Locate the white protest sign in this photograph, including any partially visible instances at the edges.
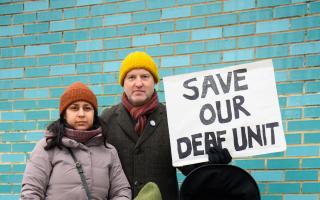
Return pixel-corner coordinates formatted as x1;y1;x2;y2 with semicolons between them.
163;59;286;167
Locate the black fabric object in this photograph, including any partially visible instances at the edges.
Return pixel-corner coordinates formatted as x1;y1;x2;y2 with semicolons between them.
208;147;232;164
180;164;260;200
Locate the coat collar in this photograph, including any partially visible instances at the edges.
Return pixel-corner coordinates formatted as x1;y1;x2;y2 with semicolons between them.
116;104;164;148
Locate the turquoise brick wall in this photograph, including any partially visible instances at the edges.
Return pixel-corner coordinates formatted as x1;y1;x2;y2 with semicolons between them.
0;0;319;199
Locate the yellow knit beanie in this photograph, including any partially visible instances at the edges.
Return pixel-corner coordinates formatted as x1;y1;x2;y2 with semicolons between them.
119;51;159;86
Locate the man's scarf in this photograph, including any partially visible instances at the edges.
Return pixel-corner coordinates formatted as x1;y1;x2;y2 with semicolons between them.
122;91;159;135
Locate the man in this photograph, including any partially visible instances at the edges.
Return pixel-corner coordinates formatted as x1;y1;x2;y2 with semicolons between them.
101;51;231;200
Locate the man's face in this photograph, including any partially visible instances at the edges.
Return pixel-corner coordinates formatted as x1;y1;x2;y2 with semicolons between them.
123;68;155;106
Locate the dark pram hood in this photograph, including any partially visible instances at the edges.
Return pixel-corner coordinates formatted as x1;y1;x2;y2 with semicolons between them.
180;164;260;200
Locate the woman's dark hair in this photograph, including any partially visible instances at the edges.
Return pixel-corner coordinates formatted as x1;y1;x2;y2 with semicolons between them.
44;112;107;150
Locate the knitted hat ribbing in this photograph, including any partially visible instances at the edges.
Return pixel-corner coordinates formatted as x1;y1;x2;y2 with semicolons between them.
119;51;159;86
59;82;98;114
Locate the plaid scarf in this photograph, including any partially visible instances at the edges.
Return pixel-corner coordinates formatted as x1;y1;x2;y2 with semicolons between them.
122;91;159;135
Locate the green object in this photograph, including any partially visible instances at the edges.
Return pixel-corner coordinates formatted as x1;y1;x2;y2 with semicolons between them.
134;182;162;200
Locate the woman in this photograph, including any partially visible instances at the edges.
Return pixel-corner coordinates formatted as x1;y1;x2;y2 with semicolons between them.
21;82;131;200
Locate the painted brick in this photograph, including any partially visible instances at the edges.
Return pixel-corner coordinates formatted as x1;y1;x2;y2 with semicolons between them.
0;174;23;183
290;69;320;81
64;7;89;19
271;31;304;45
176;17;205;30
1;47;24;58
0;15;11;25
50;43;76;54
288;94;320;106
191;2;222;16
26;110;50;120
50;0;76;9
269;183;300;193
310;1;320;14
132;10;160;23
285;133;301;144
133;34;160;46
2;112;24;121
251;171;284;181
38;33;62;44
12;35;36;46
239;9;272;22
304;133;320;144
77;63;102;74
304;107;320;118
0;38;11;47
103;61;121;72
0;165;11;173
162;55;190;67
275;4;307;18
37;10;62;21
13;100;36;110
208;13;237;26
302;182;320;193
1;154;25;163
191;28;222;40
38;55;62;66
0;144;10;152
277;83;303;95
64;30;89;41
12;164;26;173
0;69;23;79
50;65;76;76
281;108;301;119
76;40;102;51
0;4;23;15
256;46;289;58
63;53;88;64
1;133;24;142
117;0;145;13
162;32;190;43
273;57;304;70
302;157;320;169
0;101;12;111
207;38;236;51
24;23;49;34
146;45;174;56
51;20;75;31
90;51;117;62
0;25;23;36
104;38;131;49
224;0;255;11
76;17;103;28
291;42;320;55
25;132;44;141
91;4;117;16
276;71;289;81
286;170;318;181
223;24;255;37
146;21;174;34
24;89;49;99
257;0;290;7
162;7;190;19
292;16;320;30
267;159;299;169
223;49;254;62
26;45;50;56
146;0;175;9
238;35;269;48
257;19;289;33
286;146;319;156
176;42;205;54
118;48;144;59
233;159;265;169
90;27;116;39
307;29;320;41
118;24;145;36
191;53;221;65
12;143;35;152
13;13;36;24
103;84;122;95
307;55;320;67
24;0;48;11
177;0;209;5
77;0;101;6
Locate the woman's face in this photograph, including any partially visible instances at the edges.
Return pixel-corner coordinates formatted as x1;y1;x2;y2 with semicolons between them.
64;101;94;131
